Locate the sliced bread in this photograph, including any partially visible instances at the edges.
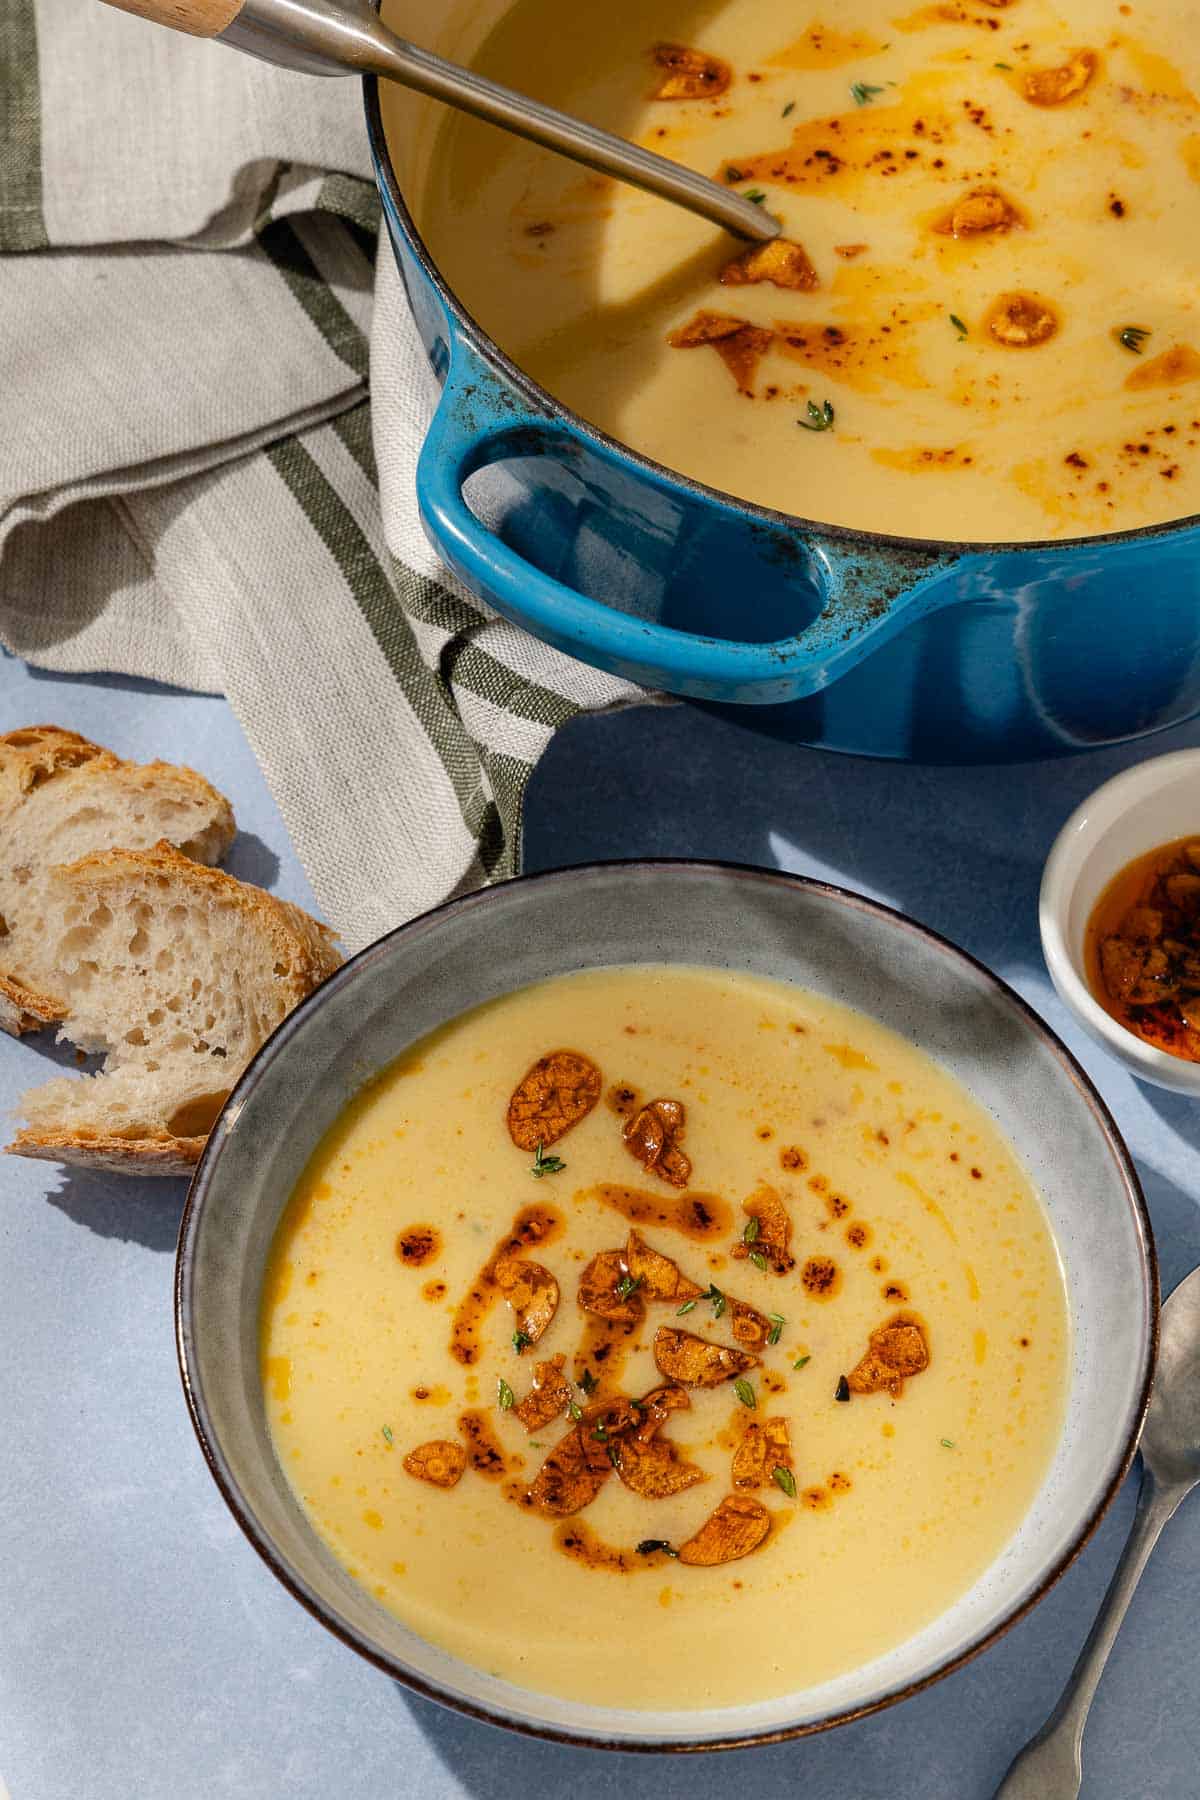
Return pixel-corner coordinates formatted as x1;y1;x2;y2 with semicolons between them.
8;843;341;1176
0;726;235;1036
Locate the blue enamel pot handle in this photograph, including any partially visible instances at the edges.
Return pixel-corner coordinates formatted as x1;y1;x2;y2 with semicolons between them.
417;338;968;705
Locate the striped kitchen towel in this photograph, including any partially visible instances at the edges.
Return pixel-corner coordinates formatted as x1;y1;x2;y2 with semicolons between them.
0;0;643;951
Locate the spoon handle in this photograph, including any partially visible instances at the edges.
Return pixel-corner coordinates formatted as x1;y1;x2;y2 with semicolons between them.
101;0;242;30
993;1467;1182;1799
98;0;779;243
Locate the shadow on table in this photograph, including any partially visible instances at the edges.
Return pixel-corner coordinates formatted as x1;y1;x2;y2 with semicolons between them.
523;703;1200;984
1140;1081;1200;1159
1135;1159;1200;1296
17;662;208;701
38;1162;187;1252
223;829;281;891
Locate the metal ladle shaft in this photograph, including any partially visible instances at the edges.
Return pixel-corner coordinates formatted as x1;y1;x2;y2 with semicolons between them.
100;0;781;244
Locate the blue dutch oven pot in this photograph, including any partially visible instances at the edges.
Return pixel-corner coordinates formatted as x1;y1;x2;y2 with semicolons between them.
364;78;1200;761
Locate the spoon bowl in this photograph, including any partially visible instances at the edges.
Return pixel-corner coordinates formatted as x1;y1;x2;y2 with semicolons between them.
1142;1267;1200;1486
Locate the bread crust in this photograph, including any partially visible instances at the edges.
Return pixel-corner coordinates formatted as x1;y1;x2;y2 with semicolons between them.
0;726;237;1035
58;842;342;998
6;842;342;1176
0;972;69;1035
6;1129;206;1176
0;724;118;789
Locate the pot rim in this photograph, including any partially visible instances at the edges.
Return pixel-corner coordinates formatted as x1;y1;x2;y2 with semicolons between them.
362;63;1200;560
176;857;1157;1753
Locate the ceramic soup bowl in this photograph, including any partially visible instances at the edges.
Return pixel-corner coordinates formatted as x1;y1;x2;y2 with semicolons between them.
177;862;1155;1750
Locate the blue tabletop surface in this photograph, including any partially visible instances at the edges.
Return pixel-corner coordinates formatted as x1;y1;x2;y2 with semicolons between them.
2;654;1199;1800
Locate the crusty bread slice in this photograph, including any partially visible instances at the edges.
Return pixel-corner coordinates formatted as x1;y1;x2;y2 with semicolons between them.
0;726;235;1036
7;844;341;1176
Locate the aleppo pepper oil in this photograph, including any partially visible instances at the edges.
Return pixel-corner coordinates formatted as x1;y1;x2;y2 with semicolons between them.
1085;835;1200;1062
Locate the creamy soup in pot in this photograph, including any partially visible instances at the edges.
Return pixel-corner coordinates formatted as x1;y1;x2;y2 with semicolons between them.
261;965;1069;1709
400;0;1200;542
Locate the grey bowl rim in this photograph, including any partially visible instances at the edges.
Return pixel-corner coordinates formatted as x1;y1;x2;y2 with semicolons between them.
175;858;1158;1753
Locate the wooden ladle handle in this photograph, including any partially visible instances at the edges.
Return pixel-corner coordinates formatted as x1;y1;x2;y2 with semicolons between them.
98;0;245;37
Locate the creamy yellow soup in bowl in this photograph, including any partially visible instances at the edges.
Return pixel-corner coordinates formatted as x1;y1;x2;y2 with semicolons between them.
177;864;1154;1748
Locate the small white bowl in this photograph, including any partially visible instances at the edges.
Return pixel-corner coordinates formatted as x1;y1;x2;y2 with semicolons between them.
1041;748;1200;1095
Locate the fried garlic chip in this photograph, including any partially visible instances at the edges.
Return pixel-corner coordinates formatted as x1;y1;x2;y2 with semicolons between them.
984;292;1059;348
613;1435;706;1499
677;1494;772;1565
1021;48;1098;106
729;1299;772;1353
731;1183;795;1274
579;1248;644;1322
402;1440;467;1489
515;1354;572;1431
847;1314;931;1398
632;1382;691;1442
622;1229;704;1303
653;1325;759;1387
934;187;1026;238
507;1049;601;1151
622;1097;692;1188
651;41;732;100
731;1417;792;1489
526;1424;611;1516
720;238;818;292
494;1256;559;1344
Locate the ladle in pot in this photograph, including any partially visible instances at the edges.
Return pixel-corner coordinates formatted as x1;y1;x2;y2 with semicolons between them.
99;0;781;244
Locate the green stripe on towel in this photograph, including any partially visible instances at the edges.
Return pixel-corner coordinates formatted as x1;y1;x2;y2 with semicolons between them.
0;0;48;251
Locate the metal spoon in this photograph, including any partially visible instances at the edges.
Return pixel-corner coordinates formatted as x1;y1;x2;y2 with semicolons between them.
995;1263;1200;1799
100;0;780;243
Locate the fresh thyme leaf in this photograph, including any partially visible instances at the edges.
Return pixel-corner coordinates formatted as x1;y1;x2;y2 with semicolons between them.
381;1424;394;1445
528;1440;545;1448
531;1139;566;1178
579;1368;599;1396
744;188;767;204
512;1330;532;1355
1118;324;1150;353
798;399;836;433
793;1354;811;1370
636;1538;679;1557
606;1441;621;1468
706;1283;727;1319
743;1217;761;1245
773;1465;798;1498
782;100;795;116
767;1313;785;1347
834;1374;851;1402
850;80;886;105
750;1250;769;1273
592;1421;609;1441
734;1377;757;1409
994;60;1013;69
676;1298;698;1315
568;1399;583;1422
615;1272;643;1302
941;1437;957;1449
497;1377;515;1411
949;313;968;339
